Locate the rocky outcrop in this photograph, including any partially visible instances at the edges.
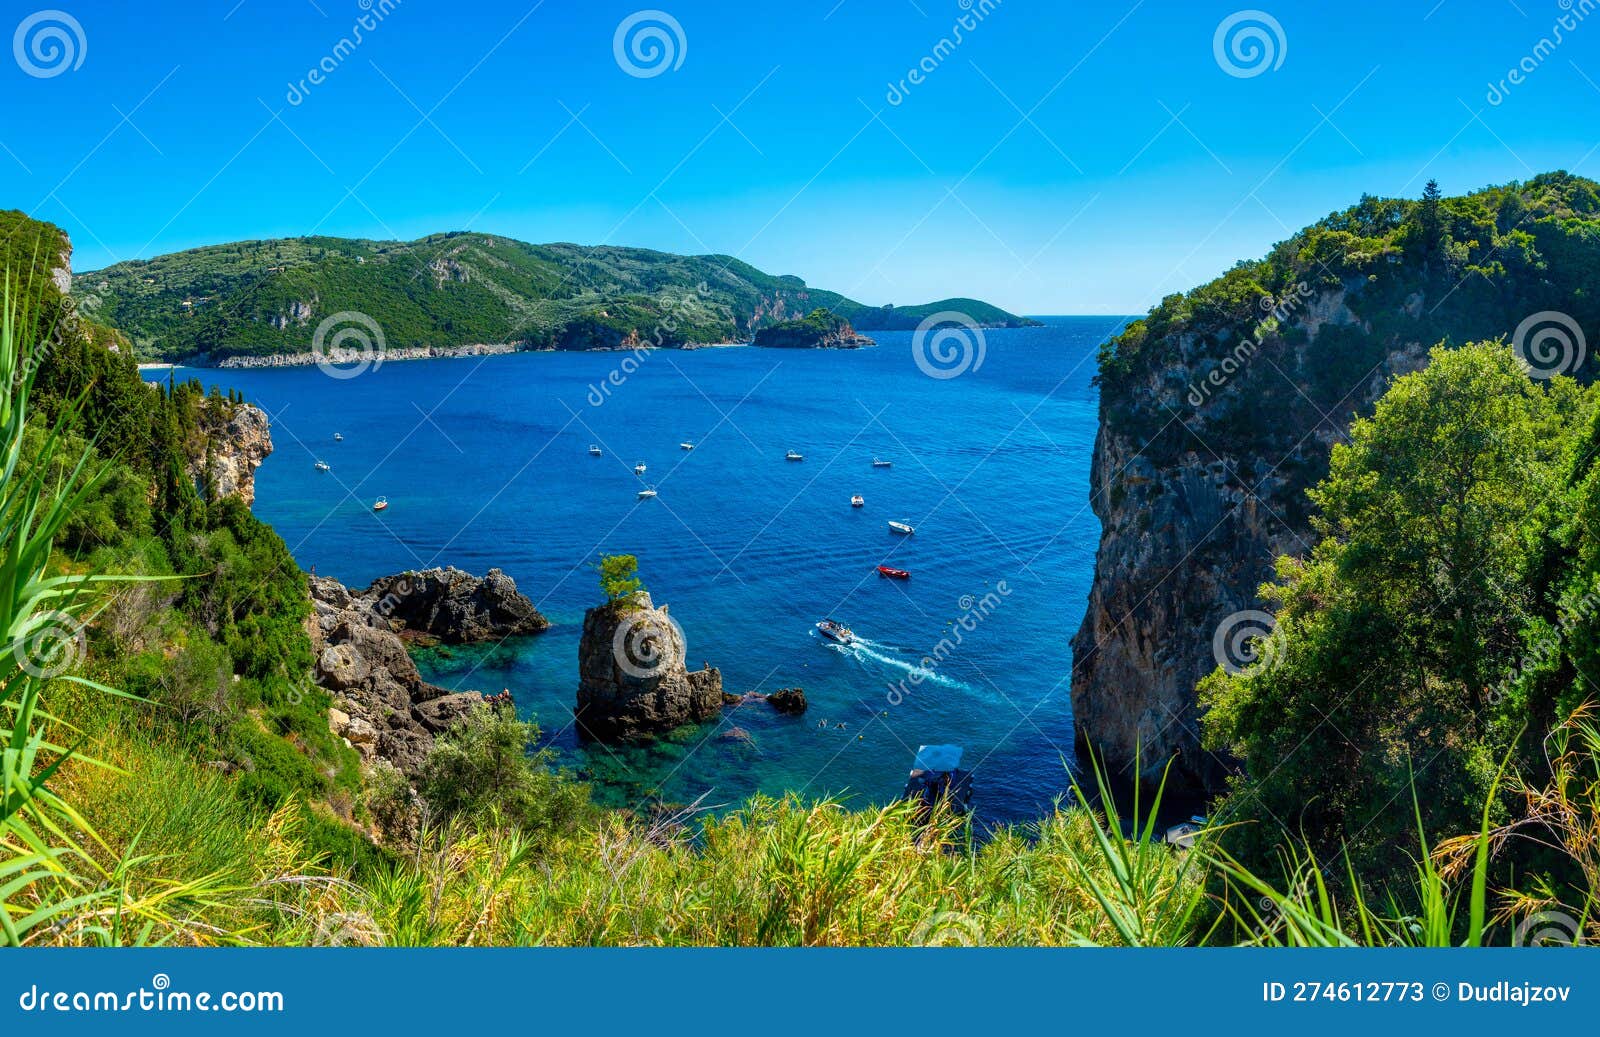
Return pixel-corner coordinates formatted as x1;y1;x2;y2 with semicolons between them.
358;567;549;644
766;687;807;714
752;310;875;349
190;400;271;507
575;593;722;740
309;576;480;774
1072;281;1430;790
307;566;545;773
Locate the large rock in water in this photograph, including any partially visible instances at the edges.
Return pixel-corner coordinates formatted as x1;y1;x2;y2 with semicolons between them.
306;567;546;774
575;593;722;740
359;567;549;643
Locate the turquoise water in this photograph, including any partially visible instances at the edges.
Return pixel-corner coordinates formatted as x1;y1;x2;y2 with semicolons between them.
151;317;1122;825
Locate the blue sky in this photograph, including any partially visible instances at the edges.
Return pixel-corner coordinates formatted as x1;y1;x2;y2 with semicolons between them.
3;0;1596;313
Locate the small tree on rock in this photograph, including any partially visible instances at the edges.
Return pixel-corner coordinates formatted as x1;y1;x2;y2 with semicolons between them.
598;553;643;605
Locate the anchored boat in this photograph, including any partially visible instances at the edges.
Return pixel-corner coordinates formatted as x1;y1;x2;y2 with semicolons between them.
851;495;865;508
888;520;915;535
872;458;892;468
372;496;388;512
876;565;910;579
785;450;804;462
589;444;602;456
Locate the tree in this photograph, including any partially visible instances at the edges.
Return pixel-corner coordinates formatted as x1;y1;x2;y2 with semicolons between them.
1419;178;1443;261
597;553;643;604
1201;342;1582;881
418;704;589;839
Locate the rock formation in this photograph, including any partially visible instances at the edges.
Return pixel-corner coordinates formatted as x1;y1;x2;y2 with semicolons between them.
1071;283;1431;790
189;399;271;507
765;687;807;714
752;309;875;349
308;567;547;773
575;593;722;740
359;567;549;643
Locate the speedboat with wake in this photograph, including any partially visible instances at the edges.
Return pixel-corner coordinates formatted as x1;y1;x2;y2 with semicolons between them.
816;619;854;645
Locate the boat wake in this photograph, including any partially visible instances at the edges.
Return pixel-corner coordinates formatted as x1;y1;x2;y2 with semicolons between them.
820;634;973;691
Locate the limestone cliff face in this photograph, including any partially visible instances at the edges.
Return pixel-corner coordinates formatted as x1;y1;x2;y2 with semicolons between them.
1071;280;1431;788
575;593;722;740
189;400;271;507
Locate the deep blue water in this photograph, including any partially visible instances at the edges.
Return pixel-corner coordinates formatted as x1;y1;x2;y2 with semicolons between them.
148;317;1123;826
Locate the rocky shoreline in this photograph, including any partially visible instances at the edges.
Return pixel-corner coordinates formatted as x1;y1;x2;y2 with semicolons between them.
308;567;548;774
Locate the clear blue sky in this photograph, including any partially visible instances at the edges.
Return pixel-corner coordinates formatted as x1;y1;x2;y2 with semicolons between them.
3;0;1595;313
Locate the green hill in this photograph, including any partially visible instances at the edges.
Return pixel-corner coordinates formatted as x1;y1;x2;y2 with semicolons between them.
74;232;1037;362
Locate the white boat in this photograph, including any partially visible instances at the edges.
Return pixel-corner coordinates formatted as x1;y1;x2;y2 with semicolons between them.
589;445;602;456
888;520;915;535
634;463;647;475
851;495;864;508
680;442;695;451
314;460;331;472
637;486;658;499
816;619;854;644
785;450;804;462
872;458;892;468
333;433;344;442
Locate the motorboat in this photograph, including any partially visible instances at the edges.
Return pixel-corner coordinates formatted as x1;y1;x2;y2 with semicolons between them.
634;463;647;475
785;450;804;462
851;495;864;508
333;433;344;442
876;565;910;579
888;521;914;535
314;460;331;472
680;442;695;451
589;445;602;456
372;496;388;512
872;458;892;468
816;619;854;644
637;486;658;499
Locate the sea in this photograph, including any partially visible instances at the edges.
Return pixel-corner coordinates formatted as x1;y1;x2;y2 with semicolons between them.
146;316;1125;827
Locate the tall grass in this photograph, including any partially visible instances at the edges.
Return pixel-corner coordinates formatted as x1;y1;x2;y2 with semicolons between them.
0;266;235;945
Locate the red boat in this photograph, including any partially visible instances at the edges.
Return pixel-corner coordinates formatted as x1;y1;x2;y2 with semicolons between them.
876;565;910;579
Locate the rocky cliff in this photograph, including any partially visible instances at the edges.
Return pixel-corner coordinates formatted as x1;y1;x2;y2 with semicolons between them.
309;567;548;773
575;593;722;740
1071;284;1429;788
1071;173;1600;790
189;399;272;507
